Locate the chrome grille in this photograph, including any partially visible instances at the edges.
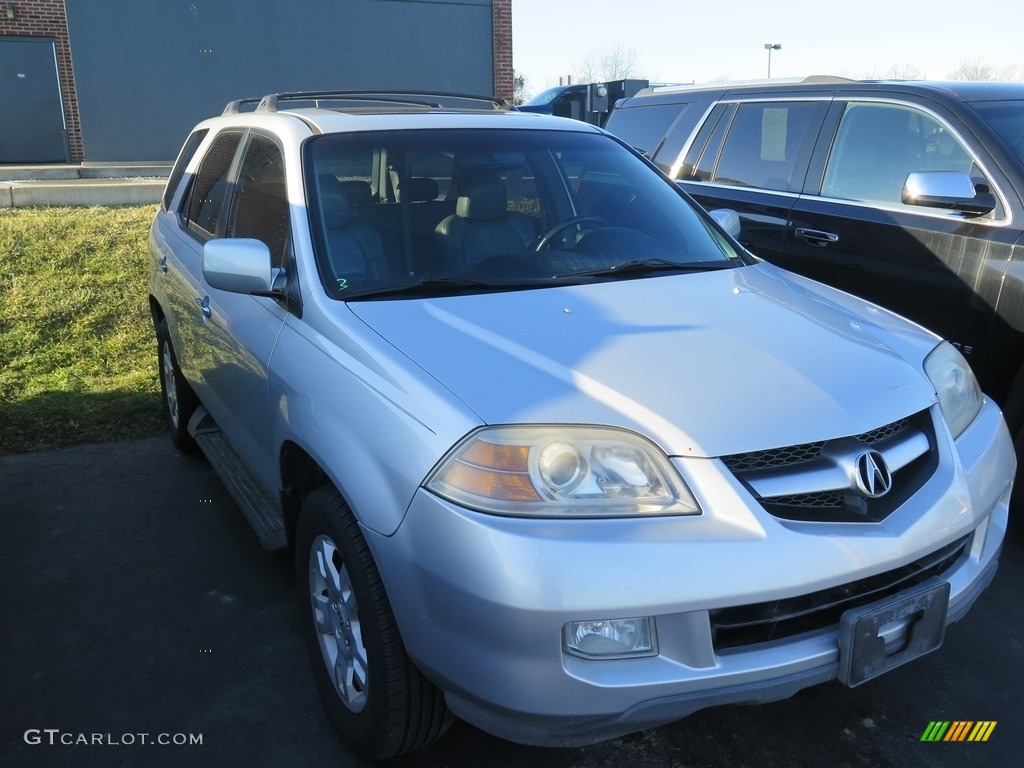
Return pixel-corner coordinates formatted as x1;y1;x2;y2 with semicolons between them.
721;441;826;473
858;418;909;445
721;410;936;523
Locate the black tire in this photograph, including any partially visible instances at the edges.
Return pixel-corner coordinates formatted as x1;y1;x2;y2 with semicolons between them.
1010;424;1024;535
156;319;198;452
295;486;451;759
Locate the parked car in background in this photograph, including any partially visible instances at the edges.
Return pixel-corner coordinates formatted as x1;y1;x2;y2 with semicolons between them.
606;78;1024;494
520;79;649;126
148;90;1012;759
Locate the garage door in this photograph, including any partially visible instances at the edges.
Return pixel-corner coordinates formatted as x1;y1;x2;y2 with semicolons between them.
0;38;69;163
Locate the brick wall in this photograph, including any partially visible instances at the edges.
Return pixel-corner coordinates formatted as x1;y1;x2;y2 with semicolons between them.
492;0;513;101
0;0;82;162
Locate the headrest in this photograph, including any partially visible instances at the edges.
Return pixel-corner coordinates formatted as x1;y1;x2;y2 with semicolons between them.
456;176;507;222
317;185;350;230
398;177;439;203
338;179;372;206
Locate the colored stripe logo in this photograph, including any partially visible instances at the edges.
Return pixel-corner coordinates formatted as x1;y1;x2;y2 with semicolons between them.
921;721;996;742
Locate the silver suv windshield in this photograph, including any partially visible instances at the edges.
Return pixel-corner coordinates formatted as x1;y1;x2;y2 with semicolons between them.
305;128;743;300
972;100;1024;168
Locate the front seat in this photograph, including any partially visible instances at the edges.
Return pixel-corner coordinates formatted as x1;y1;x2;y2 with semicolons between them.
435;175;536;272
319;186;389;288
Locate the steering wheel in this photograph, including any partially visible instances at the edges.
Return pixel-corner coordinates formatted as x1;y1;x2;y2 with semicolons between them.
533;215;607;251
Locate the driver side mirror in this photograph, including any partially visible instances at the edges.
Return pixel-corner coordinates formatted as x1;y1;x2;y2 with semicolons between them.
709;208;742;239
901;171;996;216
202;238;287;295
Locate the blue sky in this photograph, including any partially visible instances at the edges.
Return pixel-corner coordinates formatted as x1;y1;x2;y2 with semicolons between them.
512;0;1024;96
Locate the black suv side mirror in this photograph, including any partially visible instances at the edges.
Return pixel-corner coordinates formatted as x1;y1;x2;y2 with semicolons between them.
901;171;996;216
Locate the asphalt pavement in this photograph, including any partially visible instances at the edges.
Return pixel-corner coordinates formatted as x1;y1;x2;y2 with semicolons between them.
1;437;1019;768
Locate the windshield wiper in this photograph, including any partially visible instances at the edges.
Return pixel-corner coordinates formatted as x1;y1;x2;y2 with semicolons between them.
343;276;560;300
554;258;734;280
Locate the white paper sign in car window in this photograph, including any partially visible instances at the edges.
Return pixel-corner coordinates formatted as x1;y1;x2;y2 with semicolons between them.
761;108;789;162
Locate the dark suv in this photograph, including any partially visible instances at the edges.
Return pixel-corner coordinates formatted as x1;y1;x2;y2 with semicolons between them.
606;77;1024;475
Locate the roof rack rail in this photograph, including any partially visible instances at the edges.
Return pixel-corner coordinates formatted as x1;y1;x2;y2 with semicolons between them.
222;97;264;115
222;90;514;116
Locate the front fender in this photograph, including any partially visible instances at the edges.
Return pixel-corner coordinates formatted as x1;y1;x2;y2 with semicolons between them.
268;306;480;535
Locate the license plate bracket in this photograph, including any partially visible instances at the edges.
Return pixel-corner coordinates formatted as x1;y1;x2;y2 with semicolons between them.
838;578;950;687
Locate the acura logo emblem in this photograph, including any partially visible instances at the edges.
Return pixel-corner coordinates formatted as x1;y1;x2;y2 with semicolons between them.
854;450;892;498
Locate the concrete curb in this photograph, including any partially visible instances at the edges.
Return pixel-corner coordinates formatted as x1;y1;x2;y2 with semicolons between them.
0;164;171;182
0;179;165;208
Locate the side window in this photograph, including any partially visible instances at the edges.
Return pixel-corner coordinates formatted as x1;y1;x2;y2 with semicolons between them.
162;128;208;211
711;102;819;191
605;104;689;163
184;131;242;239
685;104;732;181
821;102;976;205
226;133;290;268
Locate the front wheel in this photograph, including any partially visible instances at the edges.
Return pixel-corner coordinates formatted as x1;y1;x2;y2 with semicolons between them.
295;486;451;759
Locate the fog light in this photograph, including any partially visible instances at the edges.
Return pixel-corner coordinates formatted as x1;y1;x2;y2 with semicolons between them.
563;617;656;659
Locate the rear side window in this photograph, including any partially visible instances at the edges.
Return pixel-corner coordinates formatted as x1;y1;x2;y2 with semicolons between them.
162;129;208;211
712;102;819;191
226;133;289;268
184;131;243;239
822;102;977;205
605;103;689;161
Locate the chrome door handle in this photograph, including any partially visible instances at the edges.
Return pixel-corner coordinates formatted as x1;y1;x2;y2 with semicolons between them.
795;228;839;247
196;295;211;319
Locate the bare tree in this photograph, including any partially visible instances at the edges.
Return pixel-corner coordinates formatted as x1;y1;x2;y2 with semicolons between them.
837;63;922;80
600;43;640;80
574;43;643;83
886;63;924;80
949;58;998;81
573;50;600;85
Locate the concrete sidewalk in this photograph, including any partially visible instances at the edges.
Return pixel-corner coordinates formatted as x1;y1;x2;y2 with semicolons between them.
0;163;171;208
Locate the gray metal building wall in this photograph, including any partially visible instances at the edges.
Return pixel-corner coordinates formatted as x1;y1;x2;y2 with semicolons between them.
65;0;494;161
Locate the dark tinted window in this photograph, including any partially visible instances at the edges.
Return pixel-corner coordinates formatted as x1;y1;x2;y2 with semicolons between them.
689;106;731;181
163;129;207;211
226;133;289;268
605;103;689;160
185;131;242;239
971;100;1024;168
712;102;818;191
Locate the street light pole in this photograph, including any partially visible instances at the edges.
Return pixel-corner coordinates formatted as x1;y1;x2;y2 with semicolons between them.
764;43;782;78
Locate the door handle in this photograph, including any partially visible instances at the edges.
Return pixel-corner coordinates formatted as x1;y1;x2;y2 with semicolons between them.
196;295;211;319
158;255;168;274
795;228;840;247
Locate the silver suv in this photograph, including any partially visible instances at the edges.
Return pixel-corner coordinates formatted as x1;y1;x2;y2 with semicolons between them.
148;90;1013;759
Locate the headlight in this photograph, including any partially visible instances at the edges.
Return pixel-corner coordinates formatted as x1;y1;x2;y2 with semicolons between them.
425;425;700;518
924;342;983;439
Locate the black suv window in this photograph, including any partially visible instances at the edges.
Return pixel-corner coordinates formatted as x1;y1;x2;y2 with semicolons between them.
822;102;976;205
184;131;243;239
712;102;818;191
226;133;290;268
185;131;242;240
606;104;691;160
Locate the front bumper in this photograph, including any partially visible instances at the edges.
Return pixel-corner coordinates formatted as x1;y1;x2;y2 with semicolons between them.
371;401;1012;747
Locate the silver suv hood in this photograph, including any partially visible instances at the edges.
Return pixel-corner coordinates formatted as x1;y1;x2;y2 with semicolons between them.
349;264;940;458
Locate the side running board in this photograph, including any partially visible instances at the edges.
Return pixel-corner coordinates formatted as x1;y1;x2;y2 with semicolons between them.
188;407;287;551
